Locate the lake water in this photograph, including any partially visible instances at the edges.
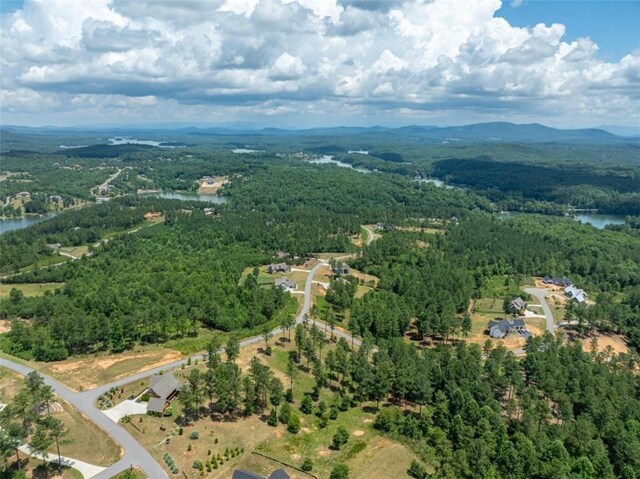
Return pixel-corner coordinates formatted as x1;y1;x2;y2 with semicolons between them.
108;138;183;148
308;155;370;173
496;211;626;229
232;148;264;154
574;214;626;229
0;212;59;234
147;192;228;204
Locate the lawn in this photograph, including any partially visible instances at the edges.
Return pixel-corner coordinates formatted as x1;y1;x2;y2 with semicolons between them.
122;338;420;479
481;275;534;298
58;245;89;259
0;367;121;467
0;282;64;299
110;468;147;479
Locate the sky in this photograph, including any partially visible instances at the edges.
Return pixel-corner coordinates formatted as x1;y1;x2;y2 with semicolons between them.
0;0;638;129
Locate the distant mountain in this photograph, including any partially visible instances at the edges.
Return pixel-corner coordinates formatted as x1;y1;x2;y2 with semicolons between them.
2;122;633;144
599;125;640;137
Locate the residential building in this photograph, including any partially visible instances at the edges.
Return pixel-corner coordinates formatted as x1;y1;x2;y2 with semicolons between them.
565;285;587;303
267;263;290;274
487;318;526;339
147;372;183;415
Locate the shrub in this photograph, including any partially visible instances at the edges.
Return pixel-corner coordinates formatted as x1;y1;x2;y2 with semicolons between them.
192;460;202;469
285;388;294;403
279;403;292;424
178;427;184;436
329;405;339;420
302;458;314;472
190;431;199;440
408;459;428;479
287;414;300;434
163;407;173;417
332;426;349;450
140;392;150;401
300;395;313;414
330;463;350;479
268;408;278;426
187;444;192;452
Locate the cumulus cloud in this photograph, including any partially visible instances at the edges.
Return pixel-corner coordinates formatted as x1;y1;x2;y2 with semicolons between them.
0;0;638;126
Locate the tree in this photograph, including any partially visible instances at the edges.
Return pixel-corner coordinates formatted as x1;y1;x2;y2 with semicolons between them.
262;325;273;351
9;288;23;305
225;338;240;363
332;425;349;450
330;463;350;479
40;416;66;471
287;413;300;433
300;395;313;414
267;408;278;427
286;355;297;393
408;459;429;479
269;377;284;407
30;420;55;479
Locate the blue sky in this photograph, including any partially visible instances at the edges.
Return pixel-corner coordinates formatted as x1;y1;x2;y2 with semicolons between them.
1;0;638;128
497;0;640;61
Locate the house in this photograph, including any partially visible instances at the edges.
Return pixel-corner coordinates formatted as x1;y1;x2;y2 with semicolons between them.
267;263;290;274
46;243;62;251
508;297;527;314
275;251;290;259
16;191;30;199
543;276;573;287
565;286;587;303
147;372;183;415
374;223;385;230
487;318;526;339
232;469;290;479
274;278;296;291
332;262;350;275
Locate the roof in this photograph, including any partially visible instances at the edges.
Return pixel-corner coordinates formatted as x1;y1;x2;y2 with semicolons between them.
147;397;167;414
509;297;526;310
488;319;512;334
512;318;525;328
232;471;265;479
268;263;289;271
275;278;296;289
149;372;183;400
269;470;291;479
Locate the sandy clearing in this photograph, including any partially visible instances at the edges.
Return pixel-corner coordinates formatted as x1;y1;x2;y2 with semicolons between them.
581;333;629;355
352;430;365;437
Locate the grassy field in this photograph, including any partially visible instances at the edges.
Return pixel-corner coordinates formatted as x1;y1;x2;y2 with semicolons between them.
0;282;64;299
122;339;420;479
481;275;534;298
58;245;90;259
0;367;121;467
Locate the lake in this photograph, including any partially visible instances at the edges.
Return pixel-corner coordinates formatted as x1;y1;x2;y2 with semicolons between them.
0;212;59;234
308;155;370;173
574;214;626;229
496;211;626;229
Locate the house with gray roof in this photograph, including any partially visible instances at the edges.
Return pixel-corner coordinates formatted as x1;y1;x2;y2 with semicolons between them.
274;277;296;291
508;297;527;314
332;262;350;275
487;318;526;339
147;372;183;415
267;263;290;274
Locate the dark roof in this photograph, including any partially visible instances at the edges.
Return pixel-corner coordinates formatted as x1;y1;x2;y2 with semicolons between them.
269;470;291;479
512;318;525;328
488;319;511;334
149;372;183;400
147;397;167;414
233;471;265;479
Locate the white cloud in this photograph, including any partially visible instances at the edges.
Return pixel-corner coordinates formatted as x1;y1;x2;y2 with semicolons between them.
0;0;638;126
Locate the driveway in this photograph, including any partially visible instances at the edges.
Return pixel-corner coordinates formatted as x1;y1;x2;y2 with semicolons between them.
103;399;148;423
18;445;106;479
524;287;555;335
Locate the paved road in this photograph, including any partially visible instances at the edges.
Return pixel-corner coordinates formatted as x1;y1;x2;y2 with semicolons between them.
362;225;375;246
524;287;555;336
0;357;169;479
0;258;365;478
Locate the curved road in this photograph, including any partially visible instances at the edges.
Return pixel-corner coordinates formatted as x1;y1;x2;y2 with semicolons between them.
0;259;346;479
524;287;556;336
